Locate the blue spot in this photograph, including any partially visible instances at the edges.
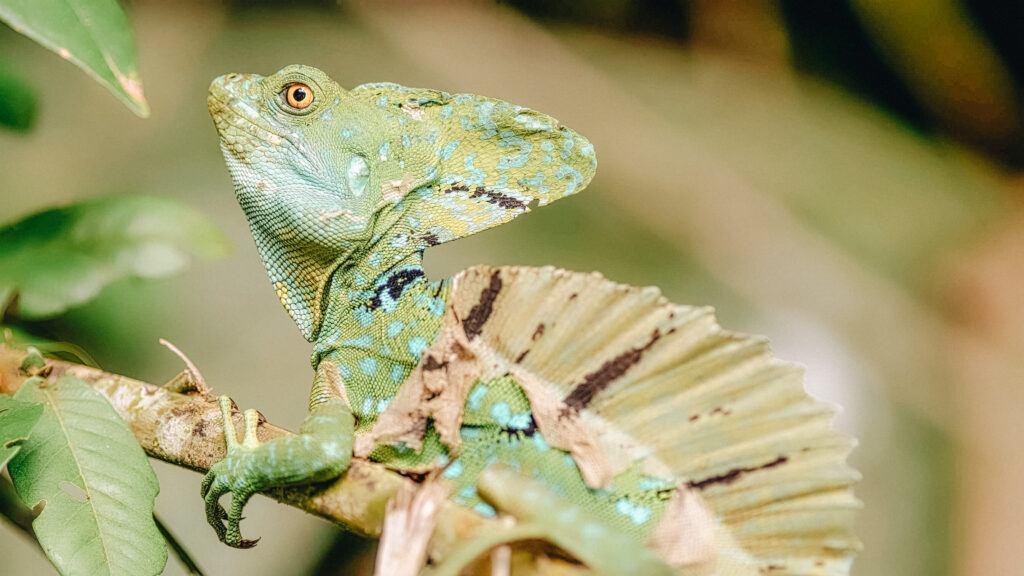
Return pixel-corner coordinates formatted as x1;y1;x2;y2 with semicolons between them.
376;397;391;412
401;133;411;147
509;411;533;430
427;297;445;317
441;104;454;119
531;432;550;452
390;364;406;383
496;130;532;170
638;477;674;492
461;427;481;440
378;141;390;161
555;164;583;196
338;364;352;379
521;171;549;194
442;460;464;479
514;113;552;131
458;486;475;499
615;498;652;526
468;384;488;410
341;128;354;139
424;165;439;181
473;502;497;518
541;140;554;152
490;402;511;427
376;95;388;107
353;307;374;328
368;252;382;267
362;397;375;415
463;154;486;185
407;337;428;358
438;140;460;160
359;357;378;377
386;321;405;338
561;131;575;159
342;334;374;349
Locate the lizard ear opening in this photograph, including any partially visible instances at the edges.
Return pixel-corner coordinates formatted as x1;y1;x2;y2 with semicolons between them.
349;83;597;248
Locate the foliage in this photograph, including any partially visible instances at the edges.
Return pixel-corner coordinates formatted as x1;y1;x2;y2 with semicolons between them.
0;0;148;116
0;3;218;576
0;195;229;320
0;394;42;468
0;61;35;131
8;375;166;576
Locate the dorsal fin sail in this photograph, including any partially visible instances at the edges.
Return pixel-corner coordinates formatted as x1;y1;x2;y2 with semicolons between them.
368;265;860;574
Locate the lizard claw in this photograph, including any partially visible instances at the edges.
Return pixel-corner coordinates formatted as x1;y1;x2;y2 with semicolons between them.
200;396;264;548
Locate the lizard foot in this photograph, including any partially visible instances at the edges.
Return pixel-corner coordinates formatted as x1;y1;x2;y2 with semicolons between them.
201;395;263;548
200;395;355;548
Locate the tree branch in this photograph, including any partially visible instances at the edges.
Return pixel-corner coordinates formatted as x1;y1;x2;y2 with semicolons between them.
0;344;503;568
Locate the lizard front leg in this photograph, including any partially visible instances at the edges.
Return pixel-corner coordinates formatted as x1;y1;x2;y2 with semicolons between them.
201;376;353;548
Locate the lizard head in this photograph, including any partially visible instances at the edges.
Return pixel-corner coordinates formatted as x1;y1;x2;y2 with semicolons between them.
209;64;597;340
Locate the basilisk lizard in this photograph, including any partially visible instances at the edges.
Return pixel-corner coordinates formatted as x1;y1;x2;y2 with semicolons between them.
205;65;860;575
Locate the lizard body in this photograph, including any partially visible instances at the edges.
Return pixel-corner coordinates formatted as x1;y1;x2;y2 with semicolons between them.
206;65;859;575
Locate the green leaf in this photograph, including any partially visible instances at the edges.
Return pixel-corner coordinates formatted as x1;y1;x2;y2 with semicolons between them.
0;195;230;320
0;0;149;117
8;376;167;576
0;60;37;131
0;394;44;468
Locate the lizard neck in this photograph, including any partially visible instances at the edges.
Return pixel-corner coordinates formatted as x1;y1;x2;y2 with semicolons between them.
312;239;450;427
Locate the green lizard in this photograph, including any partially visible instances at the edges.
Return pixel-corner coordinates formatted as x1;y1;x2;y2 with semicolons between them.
206;64;860;574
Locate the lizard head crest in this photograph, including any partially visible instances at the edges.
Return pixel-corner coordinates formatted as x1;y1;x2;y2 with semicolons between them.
209;65;597;340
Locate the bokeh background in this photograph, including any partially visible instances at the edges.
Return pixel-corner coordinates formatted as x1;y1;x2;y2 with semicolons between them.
3;1;1023;574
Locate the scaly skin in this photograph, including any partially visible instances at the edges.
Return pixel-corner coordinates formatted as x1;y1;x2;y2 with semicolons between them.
206;65;676;574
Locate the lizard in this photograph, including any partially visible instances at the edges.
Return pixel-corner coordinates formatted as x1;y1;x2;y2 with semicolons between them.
205;64;860;575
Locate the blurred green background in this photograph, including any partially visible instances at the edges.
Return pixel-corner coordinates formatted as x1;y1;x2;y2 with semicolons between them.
3;1;1023;574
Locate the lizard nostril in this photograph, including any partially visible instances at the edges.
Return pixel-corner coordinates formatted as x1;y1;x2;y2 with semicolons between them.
226;73;240;81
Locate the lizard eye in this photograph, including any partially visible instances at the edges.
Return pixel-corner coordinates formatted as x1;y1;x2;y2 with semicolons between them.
283;82;314;110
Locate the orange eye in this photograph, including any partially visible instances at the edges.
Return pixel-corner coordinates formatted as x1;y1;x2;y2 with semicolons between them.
284;82;314;110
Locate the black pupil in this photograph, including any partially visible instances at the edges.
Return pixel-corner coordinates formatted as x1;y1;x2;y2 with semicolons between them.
292;87;307;102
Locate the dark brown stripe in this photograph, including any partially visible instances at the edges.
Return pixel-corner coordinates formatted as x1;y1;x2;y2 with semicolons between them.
469;187;528;211
686;455;789;490
462;270;502;340
563;330;661;411
422;355;446;371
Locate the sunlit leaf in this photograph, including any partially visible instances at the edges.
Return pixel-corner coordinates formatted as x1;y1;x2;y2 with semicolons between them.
0;394;43;469
0;0;149;117
0;195;230;320
8;376;166;576
0;61;36;131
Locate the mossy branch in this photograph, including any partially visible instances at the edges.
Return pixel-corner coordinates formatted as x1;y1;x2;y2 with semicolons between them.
0;345;573;574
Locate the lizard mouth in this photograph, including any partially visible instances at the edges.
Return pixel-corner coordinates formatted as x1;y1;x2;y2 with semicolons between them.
207;92;287;159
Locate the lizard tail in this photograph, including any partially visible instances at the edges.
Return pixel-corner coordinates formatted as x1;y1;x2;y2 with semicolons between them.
445;265;861;575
